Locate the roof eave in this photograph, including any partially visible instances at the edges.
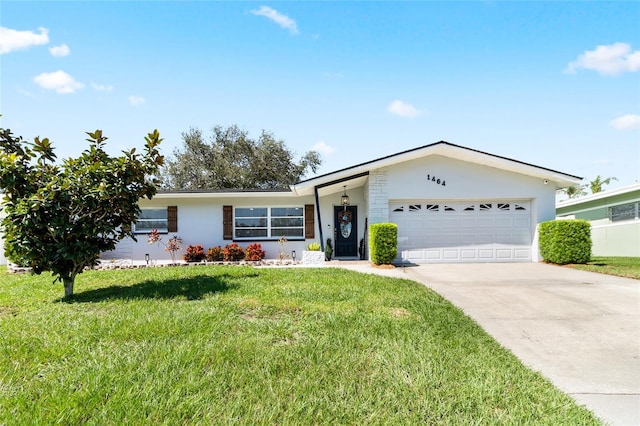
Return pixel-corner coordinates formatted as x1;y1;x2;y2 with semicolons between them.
294;141;582;193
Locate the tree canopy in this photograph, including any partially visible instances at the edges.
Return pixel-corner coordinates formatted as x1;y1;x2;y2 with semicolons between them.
588;175;617;194
160;125;321;190
0;127;163;297
560;175;618;199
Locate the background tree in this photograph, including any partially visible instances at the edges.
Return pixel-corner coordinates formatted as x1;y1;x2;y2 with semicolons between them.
561;184;588;199
0;128;163;297
589;175;617;194
161;125;321;190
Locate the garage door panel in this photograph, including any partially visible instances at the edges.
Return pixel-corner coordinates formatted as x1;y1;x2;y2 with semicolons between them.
391;199;532;263
496;233;512;244
478;218;494;228
478;249;496;259
461;250;477;259
496;218;512;227
443;250;460;260
496;249;514;259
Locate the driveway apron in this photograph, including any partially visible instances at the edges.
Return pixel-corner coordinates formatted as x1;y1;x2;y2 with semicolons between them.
339;262;640;426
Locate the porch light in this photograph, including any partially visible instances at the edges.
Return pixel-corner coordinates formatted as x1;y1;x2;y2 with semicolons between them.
341;185;350;210
145;253;150;266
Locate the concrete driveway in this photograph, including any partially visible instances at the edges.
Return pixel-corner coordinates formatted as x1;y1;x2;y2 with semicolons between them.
338;262;640;426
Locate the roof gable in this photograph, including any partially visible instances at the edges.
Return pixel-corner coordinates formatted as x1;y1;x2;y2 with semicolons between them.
292;141;582;195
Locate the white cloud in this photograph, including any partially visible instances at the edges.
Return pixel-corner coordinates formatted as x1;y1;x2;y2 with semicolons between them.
610;114;640;130
312;141;335;156
387;100;425;118
49;43;70;57
33;70;84;94
129;95;145;106
92;82;113;92
250;6;299;35
565;42;640;76
0;26;49;54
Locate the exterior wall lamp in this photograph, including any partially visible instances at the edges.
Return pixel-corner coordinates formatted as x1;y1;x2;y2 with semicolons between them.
341;185;350;210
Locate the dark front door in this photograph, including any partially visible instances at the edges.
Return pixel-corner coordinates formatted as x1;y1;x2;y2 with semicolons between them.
334;206;358;257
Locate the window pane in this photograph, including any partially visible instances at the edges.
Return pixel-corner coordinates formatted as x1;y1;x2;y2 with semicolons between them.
139;209;167;220
271;217;303;227
138;220;169;229
611;204;635;222
272;207;303;217
273;228;304;237
135;209;168;233
235;208;267;218
234;207;304;240
236;229;268;238
235;218;267;228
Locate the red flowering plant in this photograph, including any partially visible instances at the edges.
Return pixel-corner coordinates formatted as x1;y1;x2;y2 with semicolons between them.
183;244;205;262
223;243;245;262
147;229;183;264
245;243;266;261
206;246;224;262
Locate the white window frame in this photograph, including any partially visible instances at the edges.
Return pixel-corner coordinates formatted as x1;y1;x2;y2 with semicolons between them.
134;208;168;233
234;206;304;240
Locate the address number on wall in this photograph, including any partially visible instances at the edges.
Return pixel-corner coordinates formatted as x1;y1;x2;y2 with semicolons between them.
427;174;446;186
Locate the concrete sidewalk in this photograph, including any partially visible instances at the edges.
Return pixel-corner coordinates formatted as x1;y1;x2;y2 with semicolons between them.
336;262;640;426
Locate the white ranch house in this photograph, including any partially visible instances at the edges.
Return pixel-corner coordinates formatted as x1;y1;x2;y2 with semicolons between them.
102;141;581;264
1;141;581;265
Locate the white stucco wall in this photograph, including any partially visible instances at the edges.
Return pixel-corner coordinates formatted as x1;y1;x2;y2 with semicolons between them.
370;155;558;262
105;194;323;262
591;221;640;257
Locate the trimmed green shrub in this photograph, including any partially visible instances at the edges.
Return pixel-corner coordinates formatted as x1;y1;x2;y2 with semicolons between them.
206;246;224;262
325;238;333;261
539;219;591;265
369;223;398;265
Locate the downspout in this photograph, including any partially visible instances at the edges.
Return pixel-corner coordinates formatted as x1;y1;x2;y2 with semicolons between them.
314;186;324;252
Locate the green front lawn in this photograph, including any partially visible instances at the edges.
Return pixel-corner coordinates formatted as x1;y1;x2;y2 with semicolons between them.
568;257;640;279
0;266;598;424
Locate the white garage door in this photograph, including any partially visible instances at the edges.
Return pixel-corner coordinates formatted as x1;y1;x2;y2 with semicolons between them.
390;200;532;263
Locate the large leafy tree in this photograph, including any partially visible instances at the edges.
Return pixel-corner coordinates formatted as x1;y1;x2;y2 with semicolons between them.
161;125;321;190
0;127;163;297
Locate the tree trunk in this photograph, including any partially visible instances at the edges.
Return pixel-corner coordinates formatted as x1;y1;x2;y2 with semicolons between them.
63;277;75;298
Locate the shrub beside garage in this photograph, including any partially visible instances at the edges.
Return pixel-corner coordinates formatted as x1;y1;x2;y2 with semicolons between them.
539;219;591;265
369;223;398;265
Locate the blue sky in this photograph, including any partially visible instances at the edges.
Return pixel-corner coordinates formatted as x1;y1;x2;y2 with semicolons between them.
2;1;639;194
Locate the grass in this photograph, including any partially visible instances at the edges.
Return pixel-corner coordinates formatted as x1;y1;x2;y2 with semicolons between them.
0;265;599;425
568;256;640;279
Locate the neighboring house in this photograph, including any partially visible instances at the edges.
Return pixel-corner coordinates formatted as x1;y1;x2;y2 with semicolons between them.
102;141;580;264
556;183;640;257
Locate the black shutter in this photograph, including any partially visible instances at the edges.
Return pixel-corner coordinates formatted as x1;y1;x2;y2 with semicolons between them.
223;205;233;240
167;206;178;232
305;204;314;239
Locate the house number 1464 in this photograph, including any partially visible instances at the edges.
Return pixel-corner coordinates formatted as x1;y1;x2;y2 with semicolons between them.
427;174;446;186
